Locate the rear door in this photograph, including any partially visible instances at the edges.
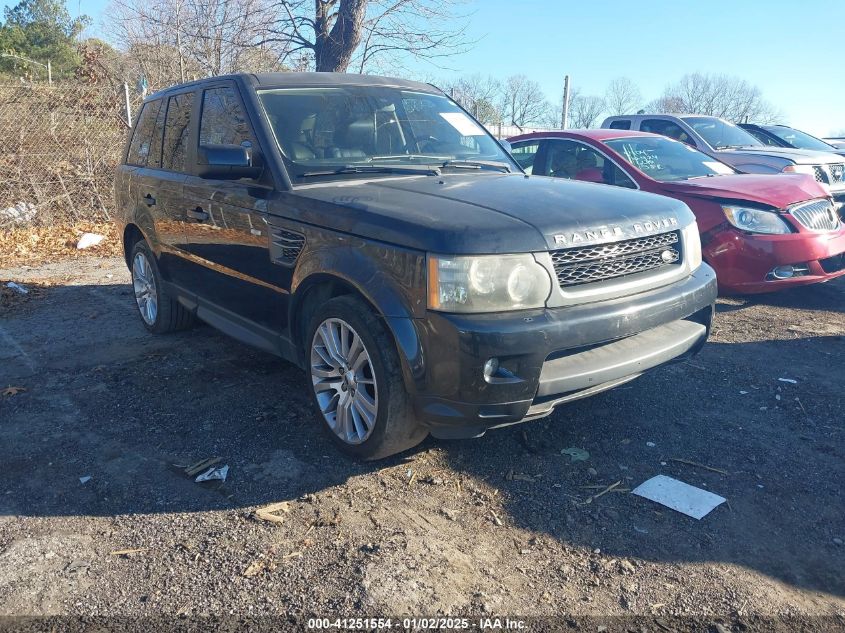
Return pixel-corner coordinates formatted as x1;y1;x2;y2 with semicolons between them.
127;96;191;282
181;81;288;335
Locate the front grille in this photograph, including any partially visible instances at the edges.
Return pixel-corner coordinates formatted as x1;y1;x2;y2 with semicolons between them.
790;199;840;232
813;164;845;185
552;231;681;287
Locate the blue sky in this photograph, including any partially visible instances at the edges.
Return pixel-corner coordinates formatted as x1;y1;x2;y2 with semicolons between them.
9;0;845;136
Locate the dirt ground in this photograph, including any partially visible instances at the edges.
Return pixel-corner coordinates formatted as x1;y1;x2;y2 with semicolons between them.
1;255;844;631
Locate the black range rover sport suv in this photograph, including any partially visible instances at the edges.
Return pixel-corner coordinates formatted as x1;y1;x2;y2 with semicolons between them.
115;72;717;459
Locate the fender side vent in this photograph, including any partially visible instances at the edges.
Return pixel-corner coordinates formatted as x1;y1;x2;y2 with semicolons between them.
270;228;305;266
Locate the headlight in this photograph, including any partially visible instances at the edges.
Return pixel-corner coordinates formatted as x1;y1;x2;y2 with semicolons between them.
722;205;791;235
428;254;552;312
782;164;817;176
682;221;702;271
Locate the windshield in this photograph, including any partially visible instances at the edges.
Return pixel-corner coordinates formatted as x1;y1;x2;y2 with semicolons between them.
257;86;514;180
764;126;835;151
684;117;762;149
605;136;737;182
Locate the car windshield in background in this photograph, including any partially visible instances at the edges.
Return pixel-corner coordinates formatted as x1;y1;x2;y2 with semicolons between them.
765;126;835;151
685;117;762;149
605;136;736;182
257;87;513;180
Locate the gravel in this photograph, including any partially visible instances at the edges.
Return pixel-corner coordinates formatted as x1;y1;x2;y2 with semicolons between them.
1;256;844;627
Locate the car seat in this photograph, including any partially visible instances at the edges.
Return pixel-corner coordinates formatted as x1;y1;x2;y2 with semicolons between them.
575;151;604;184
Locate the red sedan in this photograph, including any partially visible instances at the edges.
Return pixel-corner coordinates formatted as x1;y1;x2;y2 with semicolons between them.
508;130;845;294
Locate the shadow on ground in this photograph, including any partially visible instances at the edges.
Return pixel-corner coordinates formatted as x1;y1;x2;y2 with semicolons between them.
0;277;843;600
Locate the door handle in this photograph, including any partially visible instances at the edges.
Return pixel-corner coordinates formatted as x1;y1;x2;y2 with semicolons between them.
143;194;156;207
186;207;209;222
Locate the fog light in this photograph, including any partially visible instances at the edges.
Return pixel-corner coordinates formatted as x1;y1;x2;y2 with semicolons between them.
767;264;810;280
773;265;795;279
483;358;499;378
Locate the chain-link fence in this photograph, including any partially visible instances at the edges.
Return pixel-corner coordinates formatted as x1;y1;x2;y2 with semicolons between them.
0;82;142;227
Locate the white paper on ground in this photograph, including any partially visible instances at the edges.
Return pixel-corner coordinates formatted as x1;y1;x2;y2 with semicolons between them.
195;464;229;482
632;475;725;520
76;233;105;250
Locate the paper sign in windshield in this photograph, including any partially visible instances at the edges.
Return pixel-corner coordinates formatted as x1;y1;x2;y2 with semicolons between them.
703;161;734;175
439;112;485;137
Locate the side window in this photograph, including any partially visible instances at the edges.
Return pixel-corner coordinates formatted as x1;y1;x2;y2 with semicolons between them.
147;101;167;168
747;128;779;147
509;141;539;174
162;92;195;171
641;119;695;146
544;140;636;189
127;99;163;166
543;140;581;178
199;87;254;147
609;120;631;130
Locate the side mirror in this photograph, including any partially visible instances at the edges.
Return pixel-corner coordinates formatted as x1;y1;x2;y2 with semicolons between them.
198;144;263;180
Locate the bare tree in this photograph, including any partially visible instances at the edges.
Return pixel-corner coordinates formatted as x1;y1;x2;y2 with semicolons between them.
499;74;550;129
651;72;781;124
604;77;641;116
568;90;605;129
441;74;501;125
108;0;280;88
108;0;471;86
259;0;471;72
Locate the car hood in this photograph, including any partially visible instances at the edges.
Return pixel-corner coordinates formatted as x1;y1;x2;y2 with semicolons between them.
657;173;827;209
719;145;844;165
287;173;694;253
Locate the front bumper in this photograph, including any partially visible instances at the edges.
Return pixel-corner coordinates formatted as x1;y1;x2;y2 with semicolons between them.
704;225;845;294
408;265;717;438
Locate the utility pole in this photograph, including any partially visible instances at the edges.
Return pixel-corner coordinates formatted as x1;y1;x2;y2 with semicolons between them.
561;75;571;129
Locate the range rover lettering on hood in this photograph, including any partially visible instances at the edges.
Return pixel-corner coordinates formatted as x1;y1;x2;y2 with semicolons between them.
553;217;679;246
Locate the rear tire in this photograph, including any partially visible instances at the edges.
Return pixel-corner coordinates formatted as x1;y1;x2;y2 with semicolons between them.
306;295;427;460
130;240;194;334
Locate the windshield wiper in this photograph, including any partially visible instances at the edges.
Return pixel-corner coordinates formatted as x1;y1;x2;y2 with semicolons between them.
440;159;511;173
368;154;447;161
299;164;441;178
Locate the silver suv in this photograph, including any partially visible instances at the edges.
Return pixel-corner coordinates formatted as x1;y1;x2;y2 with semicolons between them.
601;114;845;205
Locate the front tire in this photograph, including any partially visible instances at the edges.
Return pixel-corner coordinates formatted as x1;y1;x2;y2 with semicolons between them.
306;296;427;460
130;240;194;334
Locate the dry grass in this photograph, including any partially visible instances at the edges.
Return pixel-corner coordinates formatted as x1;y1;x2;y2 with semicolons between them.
0;222;122;269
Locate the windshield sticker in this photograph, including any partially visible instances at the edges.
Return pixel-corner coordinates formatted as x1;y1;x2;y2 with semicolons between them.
439;112;485;136
703;161;734;175
621;145;661;172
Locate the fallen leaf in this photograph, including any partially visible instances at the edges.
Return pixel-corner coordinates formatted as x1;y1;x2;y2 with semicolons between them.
243;559;266;577
1;386;26;397
254;501;291;524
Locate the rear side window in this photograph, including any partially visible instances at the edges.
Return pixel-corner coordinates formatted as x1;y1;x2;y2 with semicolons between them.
608;120;631;130
127;99;163;166
199;87;254;147
162;92;195;171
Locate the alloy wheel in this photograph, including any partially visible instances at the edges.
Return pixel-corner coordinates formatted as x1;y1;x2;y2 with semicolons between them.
132;251;158;326
310;318;379;444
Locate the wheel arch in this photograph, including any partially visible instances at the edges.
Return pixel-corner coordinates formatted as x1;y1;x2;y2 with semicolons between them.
290;271;423;396
122;223;146;268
